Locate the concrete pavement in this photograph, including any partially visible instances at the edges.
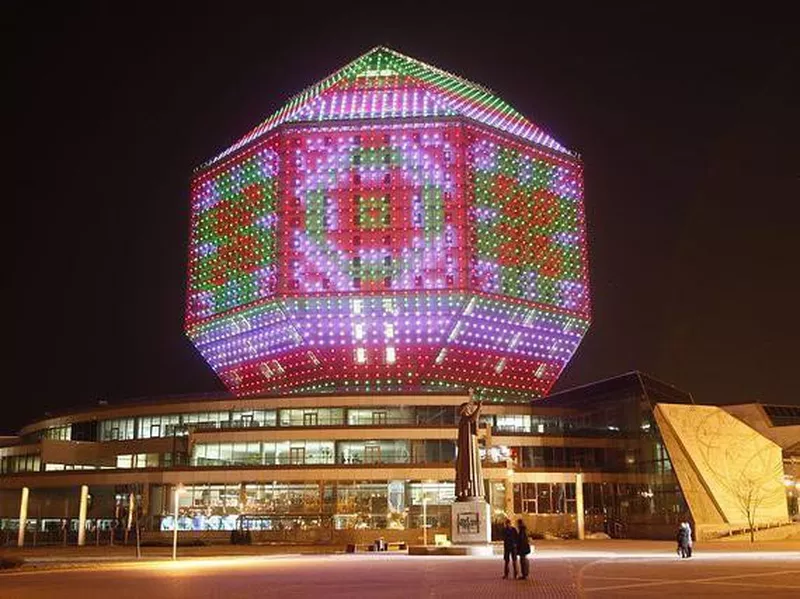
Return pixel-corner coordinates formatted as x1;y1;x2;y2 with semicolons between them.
1;543;799;598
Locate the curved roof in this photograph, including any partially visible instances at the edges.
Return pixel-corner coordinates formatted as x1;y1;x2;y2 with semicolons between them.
201;46;572;169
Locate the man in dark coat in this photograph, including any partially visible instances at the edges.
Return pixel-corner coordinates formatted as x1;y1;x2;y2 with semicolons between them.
501;519;519;579
517;519;531;579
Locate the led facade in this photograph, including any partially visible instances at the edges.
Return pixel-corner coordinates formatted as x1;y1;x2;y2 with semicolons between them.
185;47;590;398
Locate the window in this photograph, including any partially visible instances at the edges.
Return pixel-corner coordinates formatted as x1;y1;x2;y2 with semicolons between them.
303;412;318;427
385;347;396;364
364;445;381;464
116;455;133;469
289;447;305;465
372;411;388;425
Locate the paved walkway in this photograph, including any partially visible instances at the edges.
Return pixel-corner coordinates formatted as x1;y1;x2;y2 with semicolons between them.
2;543;800;598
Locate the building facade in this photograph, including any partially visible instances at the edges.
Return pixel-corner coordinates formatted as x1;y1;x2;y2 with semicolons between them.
1;373;796;545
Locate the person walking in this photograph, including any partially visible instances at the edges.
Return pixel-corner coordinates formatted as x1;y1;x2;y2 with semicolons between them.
517;519;531;579
501;519;519;579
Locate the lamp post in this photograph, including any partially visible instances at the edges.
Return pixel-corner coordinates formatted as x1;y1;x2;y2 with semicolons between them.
422;496;428;546
172;484;184;561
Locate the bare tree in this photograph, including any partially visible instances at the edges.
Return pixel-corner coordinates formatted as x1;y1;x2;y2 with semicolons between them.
726;452;785;542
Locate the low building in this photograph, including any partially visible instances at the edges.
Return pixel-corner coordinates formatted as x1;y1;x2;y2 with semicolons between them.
2;372;794;545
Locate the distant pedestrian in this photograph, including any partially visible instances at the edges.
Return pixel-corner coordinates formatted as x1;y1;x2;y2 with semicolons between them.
517;519;531;579
501;519;519;579
683;522;693;557
677;522;691;558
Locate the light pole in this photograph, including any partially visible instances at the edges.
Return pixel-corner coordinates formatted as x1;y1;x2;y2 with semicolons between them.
422;496;428;546
172;484;183;561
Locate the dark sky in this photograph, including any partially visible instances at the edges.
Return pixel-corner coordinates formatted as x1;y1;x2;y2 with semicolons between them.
6;3;798;433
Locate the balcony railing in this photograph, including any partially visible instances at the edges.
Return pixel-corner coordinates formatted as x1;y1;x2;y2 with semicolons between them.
192;452;450;468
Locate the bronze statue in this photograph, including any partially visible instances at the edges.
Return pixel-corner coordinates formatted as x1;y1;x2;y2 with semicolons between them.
455;390;484;501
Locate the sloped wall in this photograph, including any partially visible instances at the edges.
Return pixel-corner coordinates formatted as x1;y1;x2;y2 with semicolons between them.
655;403;788;535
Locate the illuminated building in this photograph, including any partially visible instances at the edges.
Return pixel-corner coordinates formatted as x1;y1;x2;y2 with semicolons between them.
0;49;794;546
184;46;590;399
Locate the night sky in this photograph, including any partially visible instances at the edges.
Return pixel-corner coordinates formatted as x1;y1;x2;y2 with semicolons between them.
7;3;798;433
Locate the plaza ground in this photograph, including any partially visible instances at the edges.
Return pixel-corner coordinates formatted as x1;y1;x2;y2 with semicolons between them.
2;541;800;598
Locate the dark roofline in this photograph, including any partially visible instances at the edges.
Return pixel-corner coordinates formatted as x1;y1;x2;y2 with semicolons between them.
539;371;694;407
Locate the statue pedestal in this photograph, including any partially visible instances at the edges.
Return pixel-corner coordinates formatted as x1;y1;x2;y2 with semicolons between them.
451;498;492;546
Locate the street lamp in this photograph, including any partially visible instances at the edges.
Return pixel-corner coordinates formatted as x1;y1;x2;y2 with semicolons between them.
422;495;429;547
172;484;184;561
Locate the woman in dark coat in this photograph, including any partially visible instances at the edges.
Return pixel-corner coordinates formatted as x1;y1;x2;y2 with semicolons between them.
516;519;531;579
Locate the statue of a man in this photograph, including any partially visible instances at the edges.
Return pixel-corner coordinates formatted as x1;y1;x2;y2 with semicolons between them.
455;389;484;501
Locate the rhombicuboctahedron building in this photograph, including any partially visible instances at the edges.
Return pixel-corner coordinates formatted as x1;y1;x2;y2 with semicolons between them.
184;46;590;399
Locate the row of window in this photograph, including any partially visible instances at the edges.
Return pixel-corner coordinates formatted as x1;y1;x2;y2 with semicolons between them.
30;404;658;446
191;440;455;467
42;406;464;443
511;481;686;519
1;442;674;475
0;455;41;474
165;480;456;531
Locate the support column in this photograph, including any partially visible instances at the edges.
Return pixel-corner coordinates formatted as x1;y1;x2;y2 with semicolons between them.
17;487;29;547
576;472;585;540
504;473;514;516
127;492;135;530
77;485;89;546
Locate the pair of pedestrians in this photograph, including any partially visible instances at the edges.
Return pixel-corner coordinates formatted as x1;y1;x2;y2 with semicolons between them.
677;521;693;558
501;518;531;580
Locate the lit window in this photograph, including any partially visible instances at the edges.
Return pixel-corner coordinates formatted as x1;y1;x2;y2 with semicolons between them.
116;455;133;469
386;347;396;364
354;323;364;340
352;299;363;315
384;323;394;339
355;348;367;364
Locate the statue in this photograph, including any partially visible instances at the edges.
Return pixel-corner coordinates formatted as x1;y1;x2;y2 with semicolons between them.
455;389;484;501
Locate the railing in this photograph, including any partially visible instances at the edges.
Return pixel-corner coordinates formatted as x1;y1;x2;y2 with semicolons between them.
192;452;444;468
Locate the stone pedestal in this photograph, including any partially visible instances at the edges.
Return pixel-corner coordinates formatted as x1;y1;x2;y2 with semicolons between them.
451;498;492;545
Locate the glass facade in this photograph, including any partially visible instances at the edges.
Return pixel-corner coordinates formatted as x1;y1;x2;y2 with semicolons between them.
99;418;136;441
161;480;456;532
34;406;461;443
1;454;41;474
513;482;577;514
3;373;701;541
192;440;455;467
